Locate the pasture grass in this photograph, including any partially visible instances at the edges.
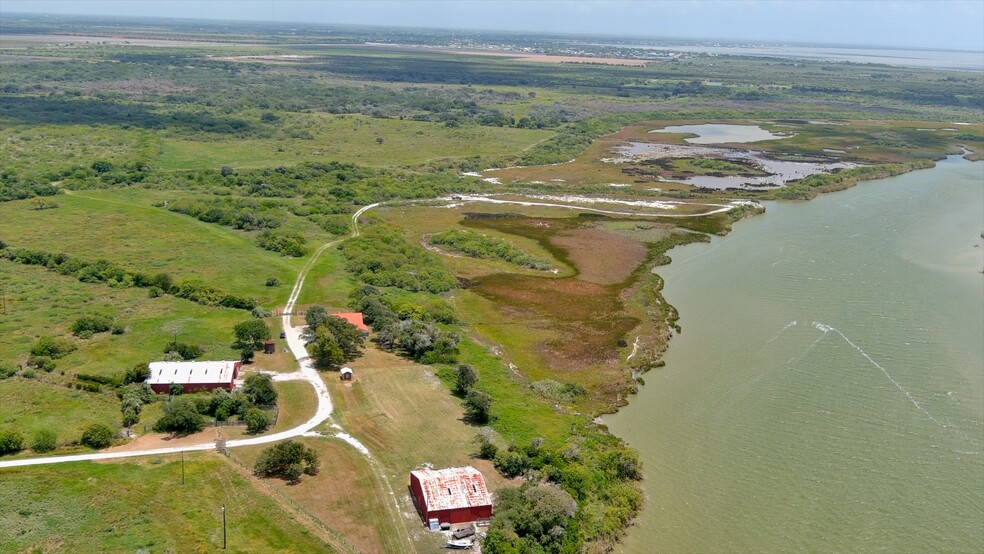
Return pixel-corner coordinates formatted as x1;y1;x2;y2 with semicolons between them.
233;437;402;554
157;113;554;170
0;123;154;177
0;191;308;304
0;453;331;553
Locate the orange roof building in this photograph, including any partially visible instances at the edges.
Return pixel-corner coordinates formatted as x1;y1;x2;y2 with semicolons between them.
333;312;369;332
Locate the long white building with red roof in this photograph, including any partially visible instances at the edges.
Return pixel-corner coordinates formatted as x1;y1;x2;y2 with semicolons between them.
147;360;241;393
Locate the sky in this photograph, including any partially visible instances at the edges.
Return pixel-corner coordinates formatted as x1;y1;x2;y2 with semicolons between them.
3;0;984;52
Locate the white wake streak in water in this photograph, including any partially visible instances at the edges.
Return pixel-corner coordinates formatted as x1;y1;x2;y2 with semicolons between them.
811;321;948;429
767;320;797;343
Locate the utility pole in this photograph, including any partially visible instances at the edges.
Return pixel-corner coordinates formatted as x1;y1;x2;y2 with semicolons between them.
181;450;185;485
221;504;227;549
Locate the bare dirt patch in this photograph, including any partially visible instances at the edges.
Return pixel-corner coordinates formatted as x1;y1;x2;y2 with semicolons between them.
550;227;646;285
103;428;227;453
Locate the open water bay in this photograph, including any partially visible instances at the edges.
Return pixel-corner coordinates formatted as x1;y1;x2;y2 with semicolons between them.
606;155;984;552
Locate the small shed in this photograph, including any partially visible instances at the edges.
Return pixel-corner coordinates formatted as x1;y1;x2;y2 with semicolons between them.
340;367;353;381
409;466;493;526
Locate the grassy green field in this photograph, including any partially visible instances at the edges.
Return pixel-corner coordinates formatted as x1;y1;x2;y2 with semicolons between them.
0;124;156;176
0;453;332;553
158;114;554;170
233;437;403;554
269;380;317;433
0;191;313;304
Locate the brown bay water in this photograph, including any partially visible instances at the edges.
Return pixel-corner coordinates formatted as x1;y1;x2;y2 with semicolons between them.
605;155;984;552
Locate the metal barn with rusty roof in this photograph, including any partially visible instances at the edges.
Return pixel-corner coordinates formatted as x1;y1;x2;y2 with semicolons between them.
409;466;493;526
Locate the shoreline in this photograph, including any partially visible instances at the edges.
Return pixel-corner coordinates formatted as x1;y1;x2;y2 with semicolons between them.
601;153;983;551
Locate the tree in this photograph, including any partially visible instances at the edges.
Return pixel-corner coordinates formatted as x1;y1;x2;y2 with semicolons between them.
80;423;113;449
153;396;204;435
254;440;320;482
243;373;277;406
0;429;25;455
305;306;365;361
464;389;493;424
233;319;271;352
31;429;58;453
454;364;478;396
121;363;150;384
309;326;345;370
483;484;578;554
304;306;331;332
243;407;272;434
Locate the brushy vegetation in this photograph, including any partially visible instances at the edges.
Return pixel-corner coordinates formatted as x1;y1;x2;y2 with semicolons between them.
0;244;257;311
430;229;552;270
339;225;458;293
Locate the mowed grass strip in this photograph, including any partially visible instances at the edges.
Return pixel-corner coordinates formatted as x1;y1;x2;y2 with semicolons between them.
158;114;555;170
0;191;305;304
269;380;318;433
0;453;332;553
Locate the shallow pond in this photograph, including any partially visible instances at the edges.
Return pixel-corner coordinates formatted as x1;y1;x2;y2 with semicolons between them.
608;142;855;189
650;123;792;144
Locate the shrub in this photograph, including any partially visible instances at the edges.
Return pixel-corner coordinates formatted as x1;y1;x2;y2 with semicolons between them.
163;341;203;360
80;423;113;449
430;229;551;270
256;230;307;257
70;314;113;338
121;363;150;384
454;364;478;396
27;355;56;372
0;429;25;454
0;364;16;379
30;335;77;359
464;389;493;424
31;429;58;453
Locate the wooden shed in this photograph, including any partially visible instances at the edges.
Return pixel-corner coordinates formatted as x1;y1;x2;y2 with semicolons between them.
340;367;353;381
409;466;493;526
